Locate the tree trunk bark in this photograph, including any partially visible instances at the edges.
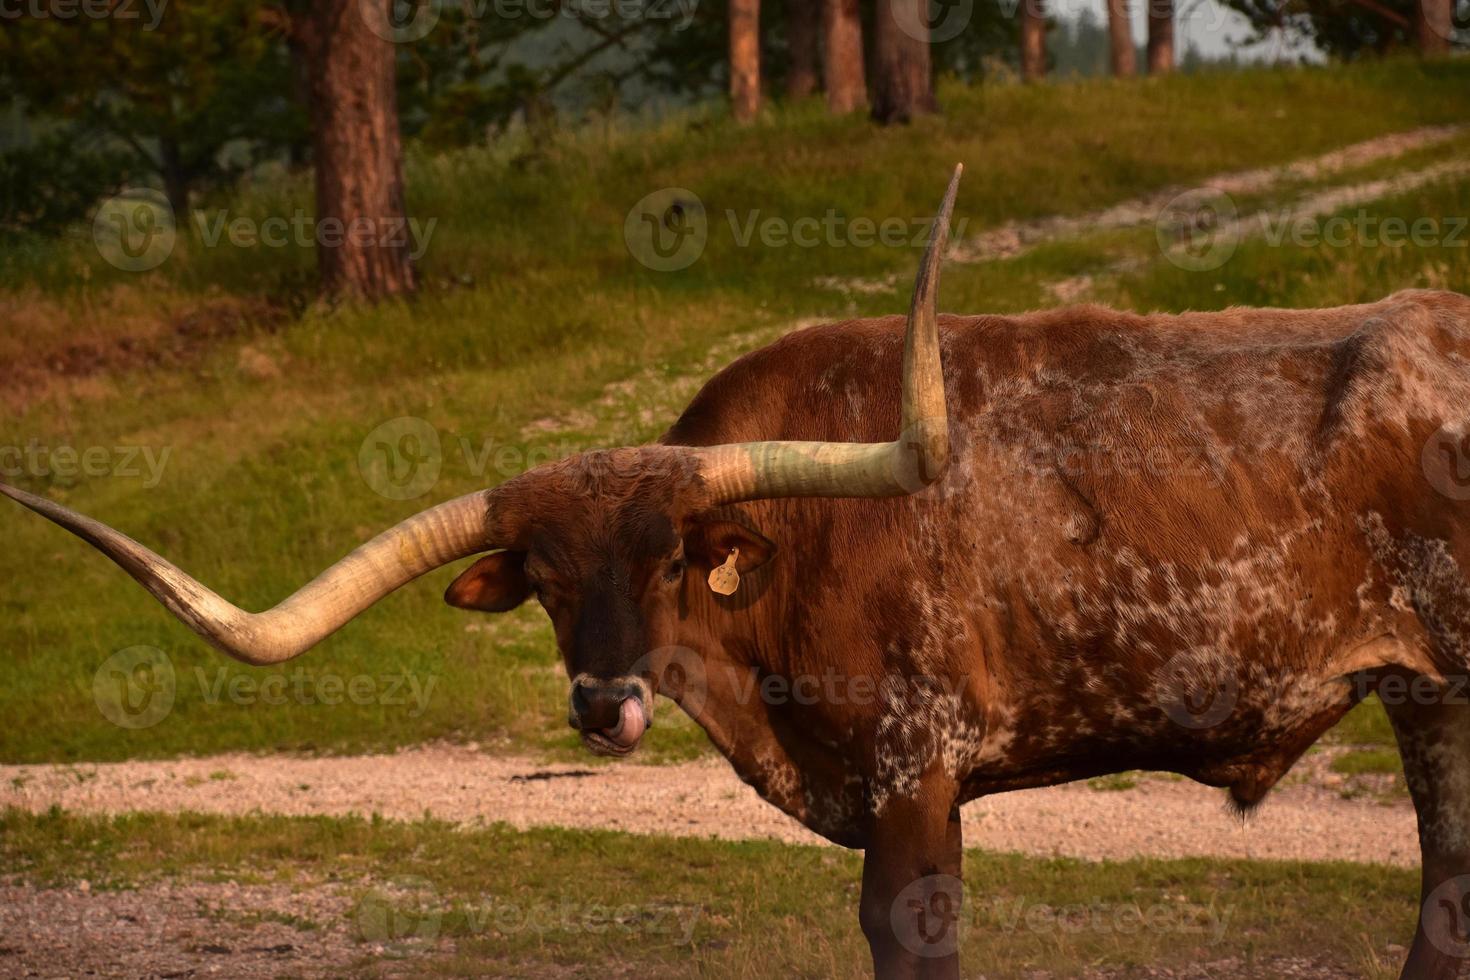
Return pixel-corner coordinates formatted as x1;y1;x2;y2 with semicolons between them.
287;40;313;170
730;0;762;122
158;136;191;218
294;0;416;300
1107;0;1137;77
1415;0;1452;55
1146;0;1174;74
786;0;820;99
871;0;936;123
1019;0;1047;81
821;0;867;113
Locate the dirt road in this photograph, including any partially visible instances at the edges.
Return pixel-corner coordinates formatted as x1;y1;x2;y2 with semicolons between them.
0;744;1417;867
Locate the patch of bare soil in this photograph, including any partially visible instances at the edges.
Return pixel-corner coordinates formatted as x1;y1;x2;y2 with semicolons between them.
1;293;288;412
0;875;441;980
0;744;1419;867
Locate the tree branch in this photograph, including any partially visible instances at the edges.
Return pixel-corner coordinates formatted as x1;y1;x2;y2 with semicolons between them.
1347;0;1410;28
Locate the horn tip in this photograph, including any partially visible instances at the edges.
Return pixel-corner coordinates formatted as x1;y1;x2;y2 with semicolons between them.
937;165;963;223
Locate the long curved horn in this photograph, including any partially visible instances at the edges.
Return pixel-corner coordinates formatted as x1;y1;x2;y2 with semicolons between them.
694;164;959;503
0;483;494;666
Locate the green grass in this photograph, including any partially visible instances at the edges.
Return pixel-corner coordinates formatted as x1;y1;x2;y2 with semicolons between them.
1327;697;1398;748
1106;170;1470;312
0;806;1421;978
2;58;1469;763
1087;772;1140;792
1331;748;1405;777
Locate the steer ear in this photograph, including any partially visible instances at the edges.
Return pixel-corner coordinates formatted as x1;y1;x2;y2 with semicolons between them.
445;551;532;612
685;518;776;574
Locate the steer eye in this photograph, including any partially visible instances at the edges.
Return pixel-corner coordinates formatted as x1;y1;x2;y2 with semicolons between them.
663;557;687;582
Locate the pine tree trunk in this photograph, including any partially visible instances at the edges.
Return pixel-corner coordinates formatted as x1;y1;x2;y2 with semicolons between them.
294;0;416;300
1020;0;1047;81
1146;0;1174;74
822;0;867;113
730;0;762;122
872;0;936;124
158;136;191;218
787;0;820;98
1107;0;1137;77
1415;0;1452;55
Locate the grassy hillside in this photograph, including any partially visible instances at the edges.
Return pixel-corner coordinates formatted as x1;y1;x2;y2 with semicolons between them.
3;58;1469;763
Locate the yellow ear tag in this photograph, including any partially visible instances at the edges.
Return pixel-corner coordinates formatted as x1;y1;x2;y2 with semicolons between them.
708;548;740;596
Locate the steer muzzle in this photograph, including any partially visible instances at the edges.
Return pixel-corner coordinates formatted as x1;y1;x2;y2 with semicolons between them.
568;675;650;757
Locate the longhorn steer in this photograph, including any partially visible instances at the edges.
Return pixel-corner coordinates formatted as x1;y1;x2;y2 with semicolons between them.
6;167;1470;979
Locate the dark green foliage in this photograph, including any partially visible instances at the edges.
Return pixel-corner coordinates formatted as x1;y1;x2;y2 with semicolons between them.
0;0;307;218
0;130;136;234
1220;0;1457;59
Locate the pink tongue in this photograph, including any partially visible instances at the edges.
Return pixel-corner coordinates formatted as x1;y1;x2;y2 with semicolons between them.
607;699;646;747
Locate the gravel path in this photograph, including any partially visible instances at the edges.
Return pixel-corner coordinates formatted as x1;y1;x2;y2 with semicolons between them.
0;745;1419;867
813;123;1466;298
948;123;1465;265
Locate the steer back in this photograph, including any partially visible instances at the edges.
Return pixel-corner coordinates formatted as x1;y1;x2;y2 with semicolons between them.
662;288;1470;842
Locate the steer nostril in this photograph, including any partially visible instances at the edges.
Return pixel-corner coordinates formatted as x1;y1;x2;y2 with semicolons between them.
569;680;632;732
569;684;592;728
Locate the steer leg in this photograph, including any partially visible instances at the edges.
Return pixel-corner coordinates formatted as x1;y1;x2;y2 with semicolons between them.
1385;677;1470;980
859;780;964;980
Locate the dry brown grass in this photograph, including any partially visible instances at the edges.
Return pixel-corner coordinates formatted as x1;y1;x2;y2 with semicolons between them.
0;286;287;413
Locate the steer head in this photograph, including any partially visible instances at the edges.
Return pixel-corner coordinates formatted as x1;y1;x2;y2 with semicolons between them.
0;166;962;759
440;447;780;755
